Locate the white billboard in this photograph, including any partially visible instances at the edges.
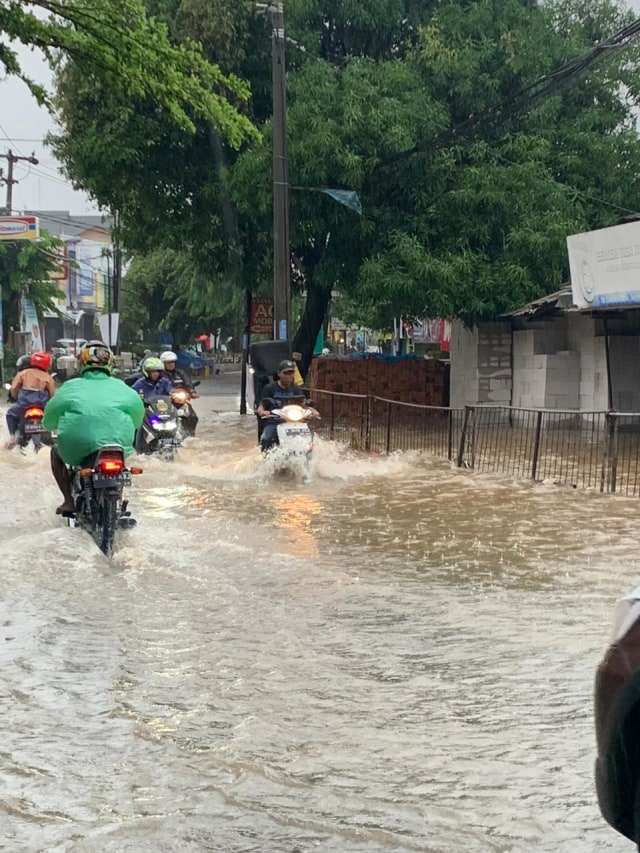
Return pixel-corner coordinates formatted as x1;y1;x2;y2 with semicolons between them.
567;220;640;308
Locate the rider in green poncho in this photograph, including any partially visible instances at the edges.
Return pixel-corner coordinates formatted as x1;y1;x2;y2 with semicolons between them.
43;341;144;515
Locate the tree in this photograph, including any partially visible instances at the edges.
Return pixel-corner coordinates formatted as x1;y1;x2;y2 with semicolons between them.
0;0;255;142
349;0;640;326
0;229;66;340
121;248;243;348
49;0;640;376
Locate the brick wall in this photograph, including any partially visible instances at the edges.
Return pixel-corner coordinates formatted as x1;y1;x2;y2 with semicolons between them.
308;356;450;407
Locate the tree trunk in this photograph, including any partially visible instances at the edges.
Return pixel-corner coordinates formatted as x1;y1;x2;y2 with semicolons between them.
292;278;331;380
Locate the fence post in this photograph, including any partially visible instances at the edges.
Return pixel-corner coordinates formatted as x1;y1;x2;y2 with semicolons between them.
457;405;473;468
330;393;335;440
447;408;454;461
385;400;392;454
531;410;543;480
608;412;619;494
364;396;373;452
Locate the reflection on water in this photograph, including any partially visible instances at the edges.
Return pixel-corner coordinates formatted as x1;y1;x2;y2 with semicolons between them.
270;494;323;556
0;406;636;851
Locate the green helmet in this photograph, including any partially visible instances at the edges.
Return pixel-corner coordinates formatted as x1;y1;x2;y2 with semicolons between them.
142;357;164;377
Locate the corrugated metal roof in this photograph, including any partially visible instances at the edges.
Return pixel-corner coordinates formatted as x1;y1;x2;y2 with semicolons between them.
502;286;575;318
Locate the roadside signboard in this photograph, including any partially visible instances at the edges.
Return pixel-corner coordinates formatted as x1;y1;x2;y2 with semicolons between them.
0;215;39;241
567;219;640;308
250;296;274;336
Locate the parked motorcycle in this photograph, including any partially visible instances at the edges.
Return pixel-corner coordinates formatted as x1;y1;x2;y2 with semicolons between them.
136;394;182;459
594;584;640;846
68;444;142;556
263;403;315;482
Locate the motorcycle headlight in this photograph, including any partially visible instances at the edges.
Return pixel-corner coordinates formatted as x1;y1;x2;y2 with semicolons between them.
160;420;178;431
280;405;304;422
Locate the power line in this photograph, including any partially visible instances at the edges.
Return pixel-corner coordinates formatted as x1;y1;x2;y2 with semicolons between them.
379;15;640;170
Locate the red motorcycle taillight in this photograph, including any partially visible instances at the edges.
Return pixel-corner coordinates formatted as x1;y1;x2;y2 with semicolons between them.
98;458;124;474
24;407;44;418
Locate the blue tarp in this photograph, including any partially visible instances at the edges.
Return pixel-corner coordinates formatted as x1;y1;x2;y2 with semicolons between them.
176;349;208;369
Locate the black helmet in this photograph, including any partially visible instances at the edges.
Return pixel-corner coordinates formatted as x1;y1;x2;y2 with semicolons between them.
16;354;31;371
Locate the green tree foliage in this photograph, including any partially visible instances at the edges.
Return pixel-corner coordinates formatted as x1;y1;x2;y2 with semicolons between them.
50;0;640;374
0;0;255;142
0;230;66;335
121;248;243;348
349;0;640;327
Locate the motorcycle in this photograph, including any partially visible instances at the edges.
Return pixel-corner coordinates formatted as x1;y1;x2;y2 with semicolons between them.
3;381;53;453
169;379;200;436
68;444;142;556
136;394;182;459
594;584;640;845
263;403;315;481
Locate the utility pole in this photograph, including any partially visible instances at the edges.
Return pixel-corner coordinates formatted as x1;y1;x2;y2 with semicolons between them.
269;3;291;342
0;150;39;213
112;211;122;353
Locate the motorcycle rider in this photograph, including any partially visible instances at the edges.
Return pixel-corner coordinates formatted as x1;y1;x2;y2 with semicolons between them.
159;350;199;435
5;351;56;449
256;359;319;452
43;341;144;515
131;357;174;398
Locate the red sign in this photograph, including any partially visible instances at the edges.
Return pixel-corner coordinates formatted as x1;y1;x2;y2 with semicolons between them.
250;297;273;336
440;319;451;352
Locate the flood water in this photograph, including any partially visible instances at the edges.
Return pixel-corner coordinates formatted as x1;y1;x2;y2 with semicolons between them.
1;376;637;852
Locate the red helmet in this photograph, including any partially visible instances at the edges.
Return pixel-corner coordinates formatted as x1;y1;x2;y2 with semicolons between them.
31;350;52;371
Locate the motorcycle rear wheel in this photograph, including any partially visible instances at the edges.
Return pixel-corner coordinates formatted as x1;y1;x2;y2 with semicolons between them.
91;491;119;556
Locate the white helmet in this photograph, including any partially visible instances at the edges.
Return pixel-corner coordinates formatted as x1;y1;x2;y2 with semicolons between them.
160;351;177;363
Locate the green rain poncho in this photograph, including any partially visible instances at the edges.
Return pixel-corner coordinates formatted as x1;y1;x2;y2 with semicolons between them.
43;371;145;465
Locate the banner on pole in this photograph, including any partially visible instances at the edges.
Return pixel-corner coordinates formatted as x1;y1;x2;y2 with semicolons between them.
98;313;120;347
21;297;43;352
250;297;274;336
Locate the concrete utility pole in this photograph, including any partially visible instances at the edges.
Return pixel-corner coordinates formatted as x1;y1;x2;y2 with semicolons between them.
269;3;291;342
0;150;39;213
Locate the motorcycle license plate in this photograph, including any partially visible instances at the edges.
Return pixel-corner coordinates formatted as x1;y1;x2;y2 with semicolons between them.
159;438;178;448
93;472;131;488
285;426;308;437
25;421;44;434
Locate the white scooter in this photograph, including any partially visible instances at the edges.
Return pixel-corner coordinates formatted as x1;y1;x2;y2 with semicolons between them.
264;404;315;482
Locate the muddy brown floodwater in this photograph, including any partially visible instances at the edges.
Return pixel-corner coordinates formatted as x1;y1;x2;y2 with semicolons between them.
0;373;635;852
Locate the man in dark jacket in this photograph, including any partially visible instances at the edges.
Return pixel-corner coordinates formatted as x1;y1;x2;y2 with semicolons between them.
256;360;318;452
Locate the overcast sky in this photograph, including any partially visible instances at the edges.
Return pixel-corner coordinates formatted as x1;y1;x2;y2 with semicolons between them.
2;0;640;215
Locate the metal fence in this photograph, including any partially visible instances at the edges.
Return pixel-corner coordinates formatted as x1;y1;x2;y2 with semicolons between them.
311;390;640;497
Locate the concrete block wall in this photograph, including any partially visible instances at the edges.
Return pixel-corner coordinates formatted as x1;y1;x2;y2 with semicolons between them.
450;320;511;407
477;322;512;404
609;336;640;411
567;314;608;411
449;321;478;408
512;326;581;410
543;352;579;409
512;328;546;408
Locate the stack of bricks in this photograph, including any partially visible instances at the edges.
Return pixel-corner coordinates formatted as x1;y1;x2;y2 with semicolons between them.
308;356;449;408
